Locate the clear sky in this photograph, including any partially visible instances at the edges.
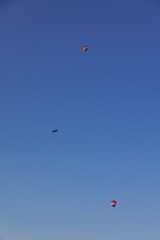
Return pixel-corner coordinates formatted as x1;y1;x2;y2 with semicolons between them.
0;0;160;239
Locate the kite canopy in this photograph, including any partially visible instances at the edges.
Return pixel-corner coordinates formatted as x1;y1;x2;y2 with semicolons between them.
110;200;117;207
83;46;88;52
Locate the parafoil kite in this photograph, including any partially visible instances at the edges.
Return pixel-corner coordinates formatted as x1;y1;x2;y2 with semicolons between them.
83;46;88;52
110;200;117;207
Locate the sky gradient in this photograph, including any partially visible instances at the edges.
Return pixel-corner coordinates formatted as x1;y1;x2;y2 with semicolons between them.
0;0;160;240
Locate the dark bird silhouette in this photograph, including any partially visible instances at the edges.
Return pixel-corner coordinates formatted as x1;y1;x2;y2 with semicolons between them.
51;129;58;133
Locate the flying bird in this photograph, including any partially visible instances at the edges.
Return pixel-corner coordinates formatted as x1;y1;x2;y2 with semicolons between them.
51;129;58;133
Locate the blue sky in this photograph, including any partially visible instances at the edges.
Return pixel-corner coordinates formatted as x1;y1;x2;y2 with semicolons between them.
0;0;160;239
